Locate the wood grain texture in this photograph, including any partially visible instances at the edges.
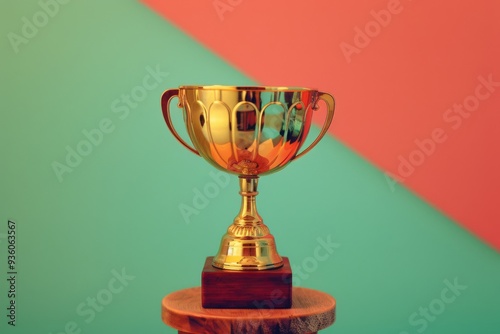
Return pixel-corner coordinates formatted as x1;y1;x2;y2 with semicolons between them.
162;287;335;334
202;256;292;309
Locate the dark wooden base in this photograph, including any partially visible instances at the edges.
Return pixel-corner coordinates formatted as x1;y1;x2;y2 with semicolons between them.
201;256;292;309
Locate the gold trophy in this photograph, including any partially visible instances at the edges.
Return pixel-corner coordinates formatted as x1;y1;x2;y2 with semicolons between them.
162;86;335;308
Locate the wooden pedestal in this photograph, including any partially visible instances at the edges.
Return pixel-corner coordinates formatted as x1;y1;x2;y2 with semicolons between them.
201;256;292;309
162;287;336;334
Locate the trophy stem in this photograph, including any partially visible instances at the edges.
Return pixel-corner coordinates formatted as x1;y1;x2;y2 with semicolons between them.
212;175;284;270
234;176;264;230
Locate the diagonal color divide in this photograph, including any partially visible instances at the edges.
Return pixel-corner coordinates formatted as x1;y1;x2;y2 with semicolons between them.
141;0;500;251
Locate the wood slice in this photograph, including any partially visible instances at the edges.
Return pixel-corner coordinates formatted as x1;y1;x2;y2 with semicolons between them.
162;287;335;334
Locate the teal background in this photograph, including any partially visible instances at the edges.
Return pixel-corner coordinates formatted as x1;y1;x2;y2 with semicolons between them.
1;1;499;333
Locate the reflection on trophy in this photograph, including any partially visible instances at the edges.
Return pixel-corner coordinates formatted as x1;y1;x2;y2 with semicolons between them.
162;86;335;309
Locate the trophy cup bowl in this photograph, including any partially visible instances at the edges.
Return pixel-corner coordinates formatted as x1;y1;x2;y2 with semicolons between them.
162;86;335;271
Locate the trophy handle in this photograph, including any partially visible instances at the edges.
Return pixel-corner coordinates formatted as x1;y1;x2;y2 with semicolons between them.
161;89;200;156
293;91;335;160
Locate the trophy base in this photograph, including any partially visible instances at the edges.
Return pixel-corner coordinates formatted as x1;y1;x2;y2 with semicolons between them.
212;231;284;270
201;256;292;309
